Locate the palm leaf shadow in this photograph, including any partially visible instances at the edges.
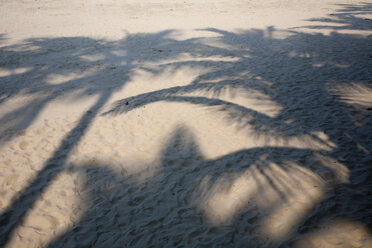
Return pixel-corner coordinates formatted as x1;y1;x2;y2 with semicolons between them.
0;30;193;247
47;125;349;247
0;3;371;246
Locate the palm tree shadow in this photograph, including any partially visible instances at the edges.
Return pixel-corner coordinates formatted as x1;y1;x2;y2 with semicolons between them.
302;2;372;32
0;3;371;247
0;31;176;146
102;3;372;246
46;125;352;247
0;30;196;247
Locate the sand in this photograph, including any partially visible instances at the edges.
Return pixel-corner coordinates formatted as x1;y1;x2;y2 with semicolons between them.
0;0;371;247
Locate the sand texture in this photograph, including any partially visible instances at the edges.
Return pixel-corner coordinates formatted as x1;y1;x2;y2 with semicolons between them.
0;0;371;247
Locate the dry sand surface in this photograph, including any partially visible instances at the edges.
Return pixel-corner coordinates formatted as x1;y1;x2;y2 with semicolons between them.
0;0;371;247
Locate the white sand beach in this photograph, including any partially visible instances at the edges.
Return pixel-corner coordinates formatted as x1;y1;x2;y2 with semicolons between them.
0;0;371;247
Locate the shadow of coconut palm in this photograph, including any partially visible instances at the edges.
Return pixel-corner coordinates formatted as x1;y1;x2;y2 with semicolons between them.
47;125;351;247
0;3;371;247
0;30;201;246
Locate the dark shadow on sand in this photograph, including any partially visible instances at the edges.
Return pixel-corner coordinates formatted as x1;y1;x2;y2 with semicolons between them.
0;3;371;247
45;126;344;247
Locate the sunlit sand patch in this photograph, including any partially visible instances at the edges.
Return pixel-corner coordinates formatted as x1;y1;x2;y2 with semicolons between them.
0;67;32;77
112;65;213;100
292;219;372;248
80;53;106;62
312;62;350;68
111;49;127;57
167;29;224;41
331;82;372;109
45;70;95;85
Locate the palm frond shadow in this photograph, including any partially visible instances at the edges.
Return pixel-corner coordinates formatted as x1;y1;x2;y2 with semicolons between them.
0;30;179;145
101;3;371;245
0;2;371;247
47;125;350;247
302;2;372;31
0;30;194;246
106;25;371;144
